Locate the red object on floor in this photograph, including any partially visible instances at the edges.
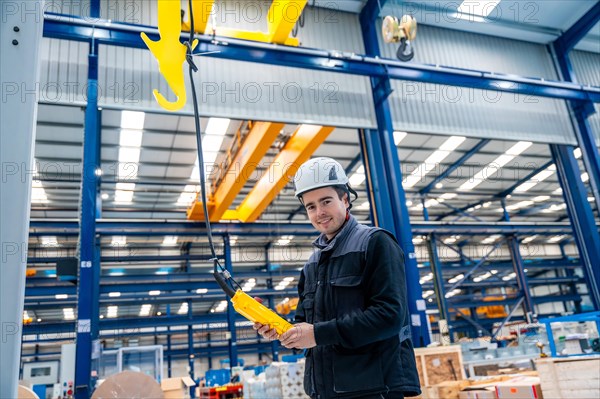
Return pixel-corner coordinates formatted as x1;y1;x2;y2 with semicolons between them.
198;383;244;399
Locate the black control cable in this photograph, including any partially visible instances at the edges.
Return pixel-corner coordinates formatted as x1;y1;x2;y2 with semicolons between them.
184;0;241;298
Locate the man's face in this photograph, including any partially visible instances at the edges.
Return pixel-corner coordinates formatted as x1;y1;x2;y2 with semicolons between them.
302;186;349;240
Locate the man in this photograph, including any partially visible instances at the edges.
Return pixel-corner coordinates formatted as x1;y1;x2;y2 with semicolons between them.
254;157;421;399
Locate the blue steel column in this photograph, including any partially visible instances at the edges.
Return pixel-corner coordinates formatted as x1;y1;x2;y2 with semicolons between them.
74;36;101;397
224;236;238;367
359;129;397;226
501;200;535;321
166;305;172;378
264;244;279;361
207;333;213;370
422;200;450;336
550;46;600;215
550;145;600;309
552;3;600;211
360;0;430;346
547;6;600;309
565;269;583;313
183;250;195;393
187;299;195;397
95;110;103;219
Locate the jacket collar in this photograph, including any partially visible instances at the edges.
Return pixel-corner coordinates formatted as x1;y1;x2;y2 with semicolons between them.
312;214;357;251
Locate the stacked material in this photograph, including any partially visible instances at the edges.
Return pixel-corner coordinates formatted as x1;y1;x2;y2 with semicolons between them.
161;377;195;399
420;373;543;399
264;362;309;399
414;345;466;386
245;373;267;399
535;355;600;399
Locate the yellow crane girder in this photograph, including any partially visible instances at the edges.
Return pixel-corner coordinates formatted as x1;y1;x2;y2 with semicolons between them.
182;0;307;46
235;125;335;223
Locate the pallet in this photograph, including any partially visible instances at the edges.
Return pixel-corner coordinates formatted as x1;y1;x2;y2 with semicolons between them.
535;355;600;399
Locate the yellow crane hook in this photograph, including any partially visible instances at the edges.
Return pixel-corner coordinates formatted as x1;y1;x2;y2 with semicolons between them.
141;0;197;111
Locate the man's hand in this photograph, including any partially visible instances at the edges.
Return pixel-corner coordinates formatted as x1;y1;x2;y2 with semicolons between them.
253;322;279;341
280;322;316;349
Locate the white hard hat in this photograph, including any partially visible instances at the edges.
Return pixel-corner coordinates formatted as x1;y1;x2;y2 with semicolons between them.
293;157;349;198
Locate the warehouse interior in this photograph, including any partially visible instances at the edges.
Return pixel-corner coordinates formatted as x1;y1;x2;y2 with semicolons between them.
2;0;600;398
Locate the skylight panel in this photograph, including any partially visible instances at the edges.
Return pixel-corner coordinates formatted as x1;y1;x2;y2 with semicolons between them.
205;118;230;136
119;129;143;147
459;141;531;191
403;136;465;188
394;131;407;146
120;111;145;130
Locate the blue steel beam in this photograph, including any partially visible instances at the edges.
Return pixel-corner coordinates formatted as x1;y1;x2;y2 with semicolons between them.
550;144;600;308
29;220;317;236
434;259;581;272
41;14;600;103
497;160;555;199
438;201;484;222
452;308;492;337
420;139;491;195
26;282;218;296
565;268;584;313
74;30;100;398
24;288;297;304
514;201;564;217
360;0;430;346
21;324;270;344
411;222;580;235
422;202;449;328
446;240;506;293
491;297;526;340
28;219;582;235
554;2;600;53
25;270;583;305
428;234;450;334
22;342;288;360
507;236;534;320
23;314;252;335
501;200;535;320
28;254;220;264
25;271;299;286
421;277;586;290
437;160;554;221
448;294;582;308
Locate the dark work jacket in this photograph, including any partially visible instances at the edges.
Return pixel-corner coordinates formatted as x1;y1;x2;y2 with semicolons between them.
295;215;421;399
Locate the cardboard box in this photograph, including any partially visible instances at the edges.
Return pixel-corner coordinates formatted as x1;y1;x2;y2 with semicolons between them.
161;376;196;399
460;383;497;399
496;384;543;399
459;387;496;399
495;377;543;399
424;381;471;399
